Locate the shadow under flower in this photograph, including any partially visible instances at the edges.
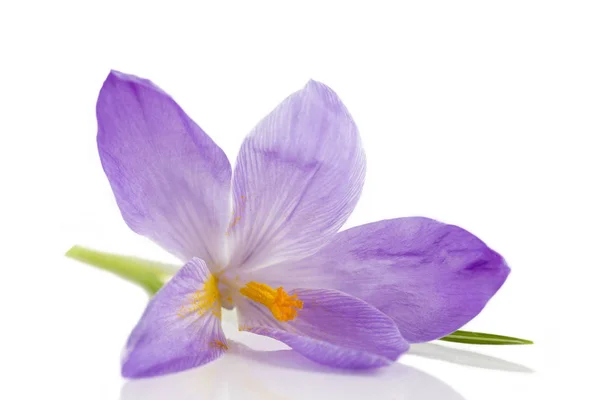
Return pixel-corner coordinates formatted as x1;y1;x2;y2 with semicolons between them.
409;343;534;373
121;340;467;400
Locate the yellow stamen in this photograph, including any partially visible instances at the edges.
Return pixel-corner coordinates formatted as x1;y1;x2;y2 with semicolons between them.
239;281;303;322
178;274;221;319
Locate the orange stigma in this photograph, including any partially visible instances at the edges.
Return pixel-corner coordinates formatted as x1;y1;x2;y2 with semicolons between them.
239;282;303;322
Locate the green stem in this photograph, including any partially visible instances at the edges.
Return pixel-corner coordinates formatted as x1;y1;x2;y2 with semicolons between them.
65;245;178;296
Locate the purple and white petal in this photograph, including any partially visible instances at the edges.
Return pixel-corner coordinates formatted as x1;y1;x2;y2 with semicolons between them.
122;258;227;378
227;81;366;271
251;217;510;343
236;288;408;369
97;71;231;267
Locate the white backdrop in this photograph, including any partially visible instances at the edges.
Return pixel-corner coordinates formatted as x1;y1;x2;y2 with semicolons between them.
1;1;598;399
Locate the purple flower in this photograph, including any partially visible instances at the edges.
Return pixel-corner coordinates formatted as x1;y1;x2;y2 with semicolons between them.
97;70;510;378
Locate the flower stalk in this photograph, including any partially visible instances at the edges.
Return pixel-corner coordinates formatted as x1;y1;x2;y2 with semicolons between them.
65;245;177;295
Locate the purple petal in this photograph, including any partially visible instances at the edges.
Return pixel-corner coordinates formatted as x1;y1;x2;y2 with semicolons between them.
97;71;231;266
236;288;408;369
122;258;227;378
227;80;366;271
251;217;510;343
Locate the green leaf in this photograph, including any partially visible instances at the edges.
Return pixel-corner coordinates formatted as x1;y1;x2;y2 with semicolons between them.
440;330;533;345
65;245;177;295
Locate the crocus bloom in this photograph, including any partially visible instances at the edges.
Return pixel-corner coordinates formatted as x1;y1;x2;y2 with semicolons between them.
97;71;510;378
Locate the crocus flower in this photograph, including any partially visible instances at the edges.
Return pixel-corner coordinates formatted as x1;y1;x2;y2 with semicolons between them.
97;71;510;378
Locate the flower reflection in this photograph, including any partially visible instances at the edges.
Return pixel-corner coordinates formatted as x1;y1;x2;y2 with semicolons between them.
121;327;466;400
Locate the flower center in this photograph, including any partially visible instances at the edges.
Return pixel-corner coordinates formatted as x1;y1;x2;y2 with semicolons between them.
239;281;303;322
178;274;221;319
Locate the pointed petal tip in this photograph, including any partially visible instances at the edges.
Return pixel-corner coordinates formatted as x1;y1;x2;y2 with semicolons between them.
104;69;129;85
101;69;156;92
298;79;354;120
120;356;170;379
108;68;123;78
120;361;138;379
304;78;324;88
106;69;141;81
487;251;511;292
120;358;161;379
303;79;337;98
